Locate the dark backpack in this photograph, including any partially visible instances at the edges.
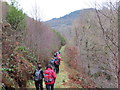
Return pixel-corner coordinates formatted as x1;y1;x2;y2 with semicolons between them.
34;69;42;81
54;59;60;65
49;59;55;66
44;70;54;83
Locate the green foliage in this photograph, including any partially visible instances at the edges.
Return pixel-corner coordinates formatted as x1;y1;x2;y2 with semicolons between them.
1;68;14;72
15;46;38;63
15;46;26;51
53;30;66;46
27;80;34;87
81;89;89;90
6;3;26;30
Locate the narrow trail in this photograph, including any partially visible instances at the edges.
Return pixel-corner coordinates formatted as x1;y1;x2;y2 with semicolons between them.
27;60;70;88
55;61;69;88
27;45;82;88
55;45;69;88
55;45;82;88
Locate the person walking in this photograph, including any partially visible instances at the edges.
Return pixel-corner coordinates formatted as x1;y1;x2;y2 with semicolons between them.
56;51;60;57
49;58;56;71
33;63;44;90
44;65;56;90
54;57;60;73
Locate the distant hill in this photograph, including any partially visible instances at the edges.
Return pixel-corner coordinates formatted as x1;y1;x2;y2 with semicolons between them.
45;8;95;40
46;10;81;27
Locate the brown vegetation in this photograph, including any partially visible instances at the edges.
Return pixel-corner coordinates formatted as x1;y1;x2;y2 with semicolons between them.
57;1;118;88
2;20;34;88
25;17;62;66
1;1;63;88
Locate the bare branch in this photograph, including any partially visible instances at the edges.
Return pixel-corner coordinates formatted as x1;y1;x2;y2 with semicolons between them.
95;8;118;59
95;9;118;48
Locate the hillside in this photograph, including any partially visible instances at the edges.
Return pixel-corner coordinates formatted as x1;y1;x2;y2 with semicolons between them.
46;8;95;28
46;6;118;88
1;1;65;89
45;8;95;40
1;0;118;89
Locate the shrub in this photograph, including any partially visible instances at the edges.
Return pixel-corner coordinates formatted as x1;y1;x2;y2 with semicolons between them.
53;30;66;46
6;2;26;30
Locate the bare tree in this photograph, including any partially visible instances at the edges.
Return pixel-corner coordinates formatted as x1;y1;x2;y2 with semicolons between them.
118;1;120;89
92;1;118;87
70;1;118;88
30;0;42;22
95;0;118;79
0;0;2;87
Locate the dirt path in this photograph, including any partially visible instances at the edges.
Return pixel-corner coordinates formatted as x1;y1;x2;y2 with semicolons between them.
54;45;69;88
54;60;69;88
54;45;80;88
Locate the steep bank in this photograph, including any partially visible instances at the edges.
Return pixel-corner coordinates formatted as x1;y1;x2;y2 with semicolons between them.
1;1;65;88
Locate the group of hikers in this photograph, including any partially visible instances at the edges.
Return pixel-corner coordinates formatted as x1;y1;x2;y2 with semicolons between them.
33;51;61;90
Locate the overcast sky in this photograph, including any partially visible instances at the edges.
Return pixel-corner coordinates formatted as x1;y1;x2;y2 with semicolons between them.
5;0;117;21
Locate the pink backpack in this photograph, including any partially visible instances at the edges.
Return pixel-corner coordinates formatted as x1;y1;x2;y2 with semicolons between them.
44;70;53;83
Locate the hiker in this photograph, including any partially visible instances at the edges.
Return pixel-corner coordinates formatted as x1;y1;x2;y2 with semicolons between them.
49;58;55;67
49;58;55;71
58;50;60;54
44;65;56;90
54;51;59;57
55;51;61;61
56;51;60;57
33;63;44;90
57;56;61;62
54;53;57;58
54;57;60;74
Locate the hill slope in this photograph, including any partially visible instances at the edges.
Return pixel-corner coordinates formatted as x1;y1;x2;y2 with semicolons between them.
45;8;95;40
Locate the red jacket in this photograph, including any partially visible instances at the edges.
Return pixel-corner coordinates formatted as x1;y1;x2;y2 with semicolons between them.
56;53;60;57
44;68;56;85
58;56;61;61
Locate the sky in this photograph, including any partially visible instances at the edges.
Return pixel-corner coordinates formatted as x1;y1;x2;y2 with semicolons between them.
5;0;117;21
